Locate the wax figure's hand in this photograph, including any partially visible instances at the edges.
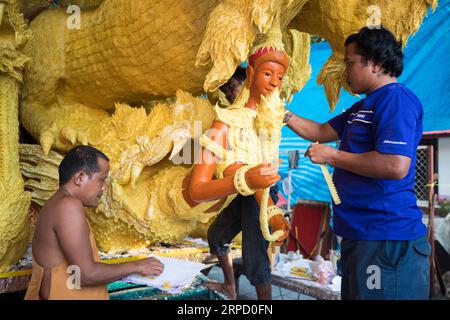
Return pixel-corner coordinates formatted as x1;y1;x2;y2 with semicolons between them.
134;257;164;276
244;162;281;190
269;214;290;246
305;143;337;164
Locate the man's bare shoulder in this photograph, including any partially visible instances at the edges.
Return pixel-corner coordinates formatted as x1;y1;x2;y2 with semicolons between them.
42;193;86;226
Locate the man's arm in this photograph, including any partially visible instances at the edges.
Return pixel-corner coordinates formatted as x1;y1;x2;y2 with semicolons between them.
284;111;339;143
306;144;411;180
55;199;163;286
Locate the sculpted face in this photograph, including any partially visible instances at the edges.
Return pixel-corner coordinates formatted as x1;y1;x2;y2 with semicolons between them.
247;50;289;104
250;61;286;97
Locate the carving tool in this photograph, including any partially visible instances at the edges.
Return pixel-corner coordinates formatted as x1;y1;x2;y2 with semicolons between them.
314;142;341;205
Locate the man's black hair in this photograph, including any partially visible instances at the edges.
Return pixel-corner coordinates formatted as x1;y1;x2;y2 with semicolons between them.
220;66;246;91
219;66;247;103
345;26;403;77
230;65;246;83
58;145;109;186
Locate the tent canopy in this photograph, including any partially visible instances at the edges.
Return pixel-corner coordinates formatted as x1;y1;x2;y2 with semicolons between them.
278;0;450;204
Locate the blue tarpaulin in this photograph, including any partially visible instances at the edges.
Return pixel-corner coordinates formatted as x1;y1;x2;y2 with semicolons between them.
278;0;450;205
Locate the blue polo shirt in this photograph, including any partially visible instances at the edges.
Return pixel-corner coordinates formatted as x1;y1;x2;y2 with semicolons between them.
328;83;427;240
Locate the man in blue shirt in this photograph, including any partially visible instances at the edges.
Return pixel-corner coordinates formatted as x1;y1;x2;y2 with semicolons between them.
283;26;430;299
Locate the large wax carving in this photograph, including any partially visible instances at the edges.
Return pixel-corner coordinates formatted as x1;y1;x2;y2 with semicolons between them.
0;0;436;271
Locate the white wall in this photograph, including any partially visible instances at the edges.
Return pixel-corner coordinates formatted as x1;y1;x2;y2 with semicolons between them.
438;137;450;197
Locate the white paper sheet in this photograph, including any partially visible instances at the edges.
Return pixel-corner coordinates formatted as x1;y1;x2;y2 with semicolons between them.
122;255;207;293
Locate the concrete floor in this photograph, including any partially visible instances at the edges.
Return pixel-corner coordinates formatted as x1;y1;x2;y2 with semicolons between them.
207;266;316;300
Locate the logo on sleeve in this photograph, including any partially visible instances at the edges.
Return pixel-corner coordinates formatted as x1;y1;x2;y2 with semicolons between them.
383;140;407;145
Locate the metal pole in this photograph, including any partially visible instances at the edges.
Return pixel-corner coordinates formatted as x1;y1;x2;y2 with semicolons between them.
287;169;292;212
427;145;436;298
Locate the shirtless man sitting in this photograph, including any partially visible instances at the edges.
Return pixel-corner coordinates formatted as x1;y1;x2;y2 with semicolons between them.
25;145;164;300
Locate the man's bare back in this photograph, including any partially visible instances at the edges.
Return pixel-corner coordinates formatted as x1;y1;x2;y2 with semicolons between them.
32;191;91;299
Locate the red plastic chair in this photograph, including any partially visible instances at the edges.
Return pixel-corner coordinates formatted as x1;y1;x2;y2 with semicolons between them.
286;200;332;259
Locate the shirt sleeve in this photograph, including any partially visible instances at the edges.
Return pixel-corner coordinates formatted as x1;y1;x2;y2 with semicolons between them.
327;106;354;139
373;90;422;158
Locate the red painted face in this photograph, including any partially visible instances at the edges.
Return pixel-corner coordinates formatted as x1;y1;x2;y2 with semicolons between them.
244;49;289;108
250;60;286;97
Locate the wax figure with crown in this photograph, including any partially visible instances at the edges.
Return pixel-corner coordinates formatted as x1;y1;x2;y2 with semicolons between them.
181;14;291;300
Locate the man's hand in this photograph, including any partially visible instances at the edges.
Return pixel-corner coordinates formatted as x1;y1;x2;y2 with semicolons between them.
269;214;290;246
245;162;281;190
305;143;337;164
134;257;165;276
283;111;339;143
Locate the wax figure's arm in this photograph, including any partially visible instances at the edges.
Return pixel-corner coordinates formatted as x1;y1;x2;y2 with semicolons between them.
221;164;279;209
219;167;289;245
55;198;164;286
254;188;290;245
284;111;339;143
306;144;411;179
254;189;275;206
189;121;280;203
